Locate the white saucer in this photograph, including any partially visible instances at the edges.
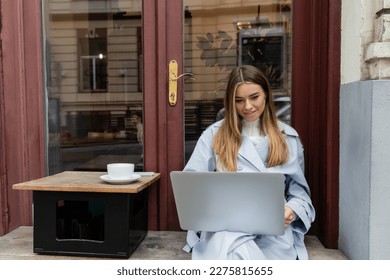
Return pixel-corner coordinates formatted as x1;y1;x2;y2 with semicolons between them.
100;174;141;184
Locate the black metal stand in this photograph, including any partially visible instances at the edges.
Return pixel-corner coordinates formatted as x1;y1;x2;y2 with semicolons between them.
33;189;148;258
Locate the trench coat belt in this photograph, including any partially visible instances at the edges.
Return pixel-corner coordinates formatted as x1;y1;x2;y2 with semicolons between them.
183;230;200;253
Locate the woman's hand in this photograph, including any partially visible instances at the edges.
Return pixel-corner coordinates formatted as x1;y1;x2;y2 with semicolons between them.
284;206;296;227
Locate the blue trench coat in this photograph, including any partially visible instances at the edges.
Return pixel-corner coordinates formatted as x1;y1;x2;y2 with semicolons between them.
182;120;315;260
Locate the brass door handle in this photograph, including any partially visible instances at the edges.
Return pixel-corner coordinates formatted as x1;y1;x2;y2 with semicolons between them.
168;60;194;106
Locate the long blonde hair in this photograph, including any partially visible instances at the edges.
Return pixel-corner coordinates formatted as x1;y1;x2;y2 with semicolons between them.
213;65;289;171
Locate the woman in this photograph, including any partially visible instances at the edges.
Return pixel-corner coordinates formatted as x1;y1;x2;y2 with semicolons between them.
183;65;315;260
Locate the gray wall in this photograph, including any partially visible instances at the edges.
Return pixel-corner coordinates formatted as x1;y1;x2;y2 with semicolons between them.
340;80;390;259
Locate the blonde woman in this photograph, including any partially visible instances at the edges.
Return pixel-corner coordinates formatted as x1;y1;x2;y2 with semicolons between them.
183;65;315;260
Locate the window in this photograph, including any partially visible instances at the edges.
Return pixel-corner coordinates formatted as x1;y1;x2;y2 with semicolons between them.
43;0;144;174
78;29;108;92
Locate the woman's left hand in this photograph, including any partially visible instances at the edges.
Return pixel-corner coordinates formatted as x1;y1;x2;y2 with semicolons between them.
284;206;295;227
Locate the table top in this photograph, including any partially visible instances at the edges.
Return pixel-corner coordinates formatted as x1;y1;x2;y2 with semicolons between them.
12;171;160;193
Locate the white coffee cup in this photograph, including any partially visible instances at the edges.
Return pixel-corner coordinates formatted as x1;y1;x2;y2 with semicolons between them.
107;163;134;179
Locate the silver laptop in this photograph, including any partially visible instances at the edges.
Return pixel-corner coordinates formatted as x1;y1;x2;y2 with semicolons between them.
170;171;285;236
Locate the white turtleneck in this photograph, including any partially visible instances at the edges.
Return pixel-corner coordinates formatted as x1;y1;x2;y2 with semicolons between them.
241;119;265;145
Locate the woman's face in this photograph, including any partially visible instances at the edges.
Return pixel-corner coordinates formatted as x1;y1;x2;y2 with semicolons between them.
234;82;266;122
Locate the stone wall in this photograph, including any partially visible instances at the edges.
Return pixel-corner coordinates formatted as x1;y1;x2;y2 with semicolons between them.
365;0;390;79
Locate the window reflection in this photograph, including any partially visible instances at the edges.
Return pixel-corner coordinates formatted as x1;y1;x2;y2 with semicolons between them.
43;0;143;174
183;1;292;162
78;28;108;92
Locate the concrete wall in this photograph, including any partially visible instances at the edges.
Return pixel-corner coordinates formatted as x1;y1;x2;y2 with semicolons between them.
340;0;390;259
339;81;371;259
369;81;390;258
340;80;390;259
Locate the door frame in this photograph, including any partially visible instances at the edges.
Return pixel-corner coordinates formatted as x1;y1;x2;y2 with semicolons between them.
292;0;341;248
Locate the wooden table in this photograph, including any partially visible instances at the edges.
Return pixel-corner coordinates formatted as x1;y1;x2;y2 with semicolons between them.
13;171;160;258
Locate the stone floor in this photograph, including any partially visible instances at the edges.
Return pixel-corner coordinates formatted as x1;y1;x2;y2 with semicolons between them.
0;226;347;260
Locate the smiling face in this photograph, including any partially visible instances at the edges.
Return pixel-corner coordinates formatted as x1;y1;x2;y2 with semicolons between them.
234;82;266;122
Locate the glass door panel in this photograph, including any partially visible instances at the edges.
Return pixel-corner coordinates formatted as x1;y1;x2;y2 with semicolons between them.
42;0;144;174
183;0;292;162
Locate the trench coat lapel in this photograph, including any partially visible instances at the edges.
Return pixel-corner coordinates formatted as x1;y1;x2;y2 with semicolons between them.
238;137;268;172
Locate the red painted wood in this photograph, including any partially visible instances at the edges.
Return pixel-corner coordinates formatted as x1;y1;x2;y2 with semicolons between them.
292;0;317;235
144;0;183;231
143;0;160;230
0;2;6;235
156;0;169;230
166;0;184;231
0;0;45;235
292;0;341;248
154;0;169;231
324;0;341;249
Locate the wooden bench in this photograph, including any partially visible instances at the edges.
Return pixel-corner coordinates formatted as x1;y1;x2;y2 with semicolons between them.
0;226;348;260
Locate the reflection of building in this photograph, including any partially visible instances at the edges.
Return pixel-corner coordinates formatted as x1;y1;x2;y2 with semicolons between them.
44;1;144;172
46;1;143;105
236;18;287;91
1;0;390;260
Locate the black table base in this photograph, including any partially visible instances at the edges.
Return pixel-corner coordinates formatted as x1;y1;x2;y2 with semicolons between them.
33;190;148;258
